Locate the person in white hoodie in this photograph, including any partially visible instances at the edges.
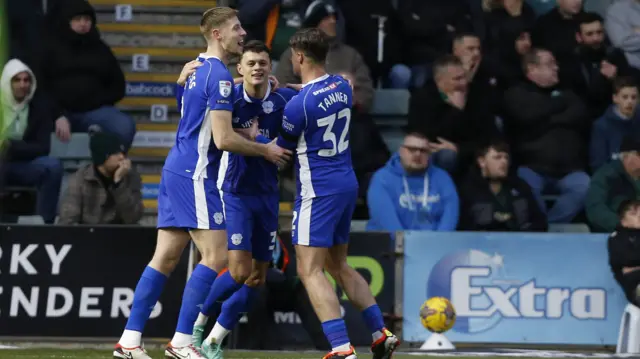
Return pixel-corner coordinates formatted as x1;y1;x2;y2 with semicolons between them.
1;59;63;223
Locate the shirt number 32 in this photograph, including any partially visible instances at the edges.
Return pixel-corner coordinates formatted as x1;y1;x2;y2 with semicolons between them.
316;108;351;157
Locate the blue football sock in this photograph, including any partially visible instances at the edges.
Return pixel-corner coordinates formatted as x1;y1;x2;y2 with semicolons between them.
217;285;258;329
361;304;385;334
321;319;350;349
176;264;217;334
125;266;167;332
201;271;243;317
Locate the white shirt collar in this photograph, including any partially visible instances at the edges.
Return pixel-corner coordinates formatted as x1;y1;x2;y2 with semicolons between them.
243;82;272;103
198;53;221;60
302;73;330;88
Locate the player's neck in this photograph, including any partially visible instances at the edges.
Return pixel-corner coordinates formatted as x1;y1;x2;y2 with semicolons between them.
301;66;327;85
203;43;229;65
244;82;268;100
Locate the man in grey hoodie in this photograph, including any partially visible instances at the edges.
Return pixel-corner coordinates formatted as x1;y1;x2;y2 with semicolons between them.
606;0;640;70
1;59;63;223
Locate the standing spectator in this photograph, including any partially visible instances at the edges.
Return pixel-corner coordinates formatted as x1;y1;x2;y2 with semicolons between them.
606;0;640;70
503;48;591;224
532;0;584;65
458;141;547;231
366;132;459;232
495;25;532;87
58;131;143;225
275;0;374;112
44;0;136;149
1;59;63;224
563;12;635;118
482;0;536;62
408;55;499;174
607;199;640;306
586;136;640;233
590;77;640;172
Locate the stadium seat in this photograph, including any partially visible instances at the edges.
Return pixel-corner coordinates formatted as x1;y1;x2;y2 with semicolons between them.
370;89;410;127
50;133;91;160
17;215;45;225
350;220;368;231
617;303;640;353
547;223;591;233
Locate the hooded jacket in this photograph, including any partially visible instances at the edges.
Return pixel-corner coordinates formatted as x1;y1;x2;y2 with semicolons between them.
44;0;125;113
366;153;459;231
0;59;55;161
590;105;640;172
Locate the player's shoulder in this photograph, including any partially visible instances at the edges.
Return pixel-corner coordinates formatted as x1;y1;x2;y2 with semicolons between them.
200;56;232;81
272;87;298;102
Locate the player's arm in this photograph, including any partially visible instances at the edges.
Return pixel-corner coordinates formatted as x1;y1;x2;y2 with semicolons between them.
210;110;269;156
276;100;305;150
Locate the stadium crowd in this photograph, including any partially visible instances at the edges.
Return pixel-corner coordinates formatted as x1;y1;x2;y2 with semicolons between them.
1;0;640;235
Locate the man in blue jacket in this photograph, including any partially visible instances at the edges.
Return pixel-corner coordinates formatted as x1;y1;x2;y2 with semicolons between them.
366;131;459;231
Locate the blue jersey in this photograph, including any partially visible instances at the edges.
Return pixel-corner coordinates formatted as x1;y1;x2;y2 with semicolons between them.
277;74;358;199
164;55;234;180
219;83;297;195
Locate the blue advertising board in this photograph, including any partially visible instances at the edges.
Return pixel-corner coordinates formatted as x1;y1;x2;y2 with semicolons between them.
402;232;627;345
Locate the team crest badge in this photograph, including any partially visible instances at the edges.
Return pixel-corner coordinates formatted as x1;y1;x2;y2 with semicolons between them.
262;100;274;114
219;80;232;97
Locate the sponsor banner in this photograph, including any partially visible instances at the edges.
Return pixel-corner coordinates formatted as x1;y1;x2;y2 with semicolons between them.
233;231;396;348
126;82;175;98
0;226;188;337
402;232;626;345
132;131;175;148
142;183;160;200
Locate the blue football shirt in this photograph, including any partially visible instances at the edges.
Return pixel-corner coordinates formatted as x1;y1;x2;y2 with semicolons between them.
164;55;234;180
276;74;358;199
219;83;297;195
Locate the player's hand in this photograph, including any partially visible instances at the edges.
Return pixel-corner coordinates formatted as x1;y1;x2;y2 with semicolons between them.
269;75;280;90
286;83;303;91
235;118;260;140
114;158;132;183
264;139;292;167
177;60;202;86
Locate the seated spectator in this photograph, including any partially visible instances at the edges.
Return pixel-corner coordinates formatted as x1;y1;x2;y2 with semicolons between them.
494;24;532;88
607;199;640;305
366;132;459;231
44;0;136;149
58;131;143;225
504;48;591;224
408;55;499;174
458;141;547;231
482;0;536;63
606;0;640;70
562;12;636;118
590;77;640;172
1;59;63;224
532;0;584;66
275;0;374;112
586;136;640;233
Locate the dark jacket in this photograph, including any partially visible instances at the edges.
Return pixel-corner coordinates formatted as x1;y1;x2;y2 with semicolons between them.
608;226;640;304
458;170;547;232
44;0;125;113
532;8;582;64
590;105;640;172
484;3;536;58
586;160;640;233
6;92;56;162
503;81;590;176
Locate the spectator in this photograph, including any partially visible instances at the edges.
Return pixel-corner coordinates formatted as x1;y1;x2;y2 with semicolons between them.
586;136;640;233
503;48;591;224
482;0;536;62
532;0;584;65
366;132;459;231
275;0;374;112
458;141;547;231
43;0;136;149
606;0;640;70
390;0;473;89
563;12;635;118
408;55;499;174
607;199;640;306
590;77;640;172
1;58;63;224
58;131;143;225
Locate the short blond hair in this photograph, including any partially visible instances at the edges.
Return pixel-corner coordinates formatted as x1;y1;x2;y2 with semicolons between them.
200;7;237;40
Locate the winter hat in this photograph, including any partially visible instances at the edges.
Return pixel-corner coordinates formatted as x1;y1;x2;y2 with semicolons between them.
303;0;338;28
90;131;125;165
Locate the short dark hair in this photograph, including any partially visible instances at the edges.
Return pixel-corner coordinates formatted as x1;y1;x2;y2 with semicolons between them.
404;131;428;141
452;32;480;46
475;140;510;159
618;199;640;219
289;28;329;64
242;40;271;58
576;12;604;33
433;54;463;77
613;76;638;94
521;48;549;73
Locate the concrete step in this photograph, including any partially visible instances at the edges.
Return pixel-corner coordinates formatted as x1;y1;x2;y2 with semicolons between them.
99;23;201;34
102;32;205;50
120;62;188;74
89;0;215;8
97;12;201;26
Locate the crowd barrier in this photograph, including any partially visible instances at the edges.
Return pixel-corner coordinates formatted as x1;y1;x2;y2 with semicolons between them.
0;225;629;348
